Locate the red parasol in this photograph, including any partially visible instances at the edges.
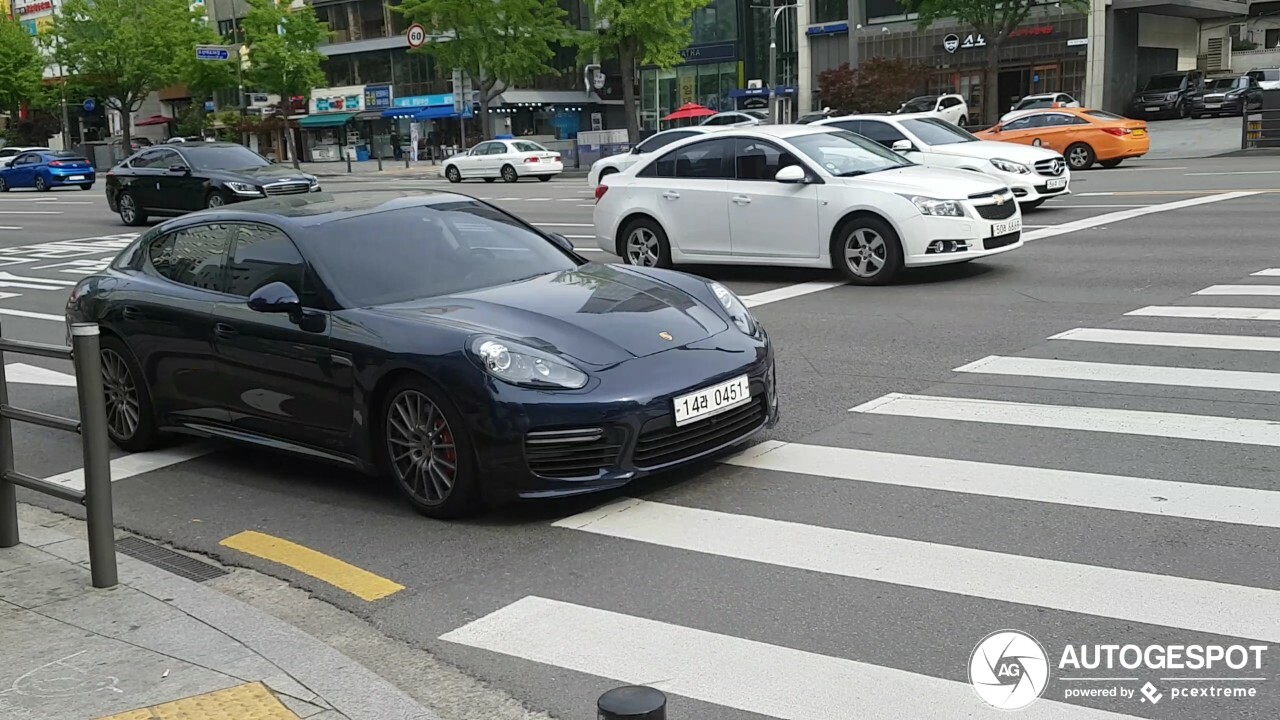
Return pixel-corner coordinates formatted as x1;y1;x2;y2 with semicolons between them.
663;103;716;121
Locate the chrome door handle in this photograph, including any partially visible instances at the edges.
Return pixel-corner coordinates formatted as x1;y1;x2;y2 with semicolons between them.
732;195;751;205
662;191;680;200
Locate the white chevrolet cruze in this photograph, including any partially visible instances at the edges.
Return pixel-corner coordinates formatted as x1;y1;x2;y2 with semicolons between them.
593;125;1023;286
813;113;1070;209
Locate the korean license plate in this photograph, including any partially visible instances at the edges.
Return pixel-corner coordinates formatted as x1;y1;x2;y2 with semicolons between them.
673;375;751;427
991;217;1023;237
1046;177;1067;190
67;175;84;181
1145;106;1160;112
1204;103;1221;109
1133;129;1147;137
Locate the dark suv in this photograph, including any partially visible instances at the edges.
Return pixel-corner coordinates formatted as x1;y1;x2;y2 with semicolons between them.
1130;71;1205;119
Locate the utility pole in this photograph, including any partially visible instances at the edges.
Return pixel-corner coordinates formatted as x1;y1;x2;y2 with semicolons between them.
755;2;797;124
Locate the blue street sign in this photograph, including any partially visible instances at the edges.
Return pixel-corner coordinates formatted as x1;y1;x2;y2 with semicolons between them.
82;98;95;113
195;46;231;61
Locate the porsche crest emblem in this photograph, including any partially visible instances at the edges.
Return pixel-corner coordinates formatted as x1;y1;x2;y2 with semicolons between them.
659;331;673;341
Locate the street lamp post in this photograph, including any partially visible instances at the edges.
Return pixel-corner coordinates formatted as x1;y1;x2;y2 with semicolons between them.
756;2;797;124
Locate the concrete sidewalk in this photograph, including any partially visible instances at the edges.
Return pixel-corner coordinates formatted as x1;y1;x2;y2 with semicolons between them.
0;504;438;720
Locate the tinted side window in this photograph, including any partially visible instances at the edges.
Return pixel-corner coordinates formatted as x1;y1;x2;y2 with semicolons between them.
226;223;314;304
1003;116;1037;131
637;131;694;154
672;138;733;179
487;143;509;155
129;151;160;169
157;149;185;167
147;224;231;291
734;138;801;181
830;120;862;134
857;121;908;147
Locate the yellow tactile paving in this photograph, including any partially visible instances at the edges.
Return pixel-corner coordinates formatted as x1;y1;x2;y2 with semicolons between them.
98;681;300;719
220;530;405;601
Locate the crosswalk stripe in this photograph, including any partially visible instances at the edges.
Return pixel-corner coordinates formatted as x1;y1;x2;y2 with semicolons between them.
1049;327;1280;352
849;393;1280;447
955;355;1280;393
554;499;1280;643
440;596;1136;720
1126;305;1280;321
723;441;1280;528
1194;285;1280;296
1250;269;1280;276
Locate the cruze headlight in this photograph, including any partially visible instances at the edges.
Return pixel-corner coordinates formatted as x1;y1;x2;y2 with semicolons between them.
471;337;587;390
225;181;261;196
907;196;965;217
710;282;758;336
990;158;1030;174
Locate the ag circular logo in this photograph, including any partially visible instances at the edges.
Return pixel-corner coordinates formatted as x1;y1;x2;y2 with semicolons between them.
969;630;1050;710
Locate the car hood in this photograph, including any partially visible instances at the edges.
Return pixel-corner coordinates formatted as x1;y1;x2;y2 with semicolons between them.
929;140;1060;163
835;164;1006;199
370;264;729;366
211;165;315;183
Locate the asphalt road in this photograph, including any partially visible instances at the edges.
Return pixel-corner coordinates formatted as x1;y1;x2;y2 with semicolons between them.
5;155;1280;720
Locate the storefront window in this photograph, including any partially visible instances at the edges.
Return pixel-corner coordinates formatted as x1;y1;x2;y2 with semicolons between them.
315;3;351;43
390;48;445;97
811;0;847;24
642;61;738;130
691;0;736;44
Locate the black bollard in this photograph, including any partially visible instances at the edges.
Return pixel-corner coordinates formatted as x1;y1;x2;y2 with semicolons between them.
598;686;666;720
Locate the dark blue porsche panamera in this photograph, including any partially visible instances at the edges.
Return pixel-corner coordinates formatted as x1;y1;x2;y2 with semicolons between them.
65;191;778;518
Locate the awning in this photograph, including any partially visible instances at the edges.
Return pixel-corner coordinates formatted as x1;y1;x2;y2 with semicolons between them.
297;111;358;128
135;115;174;126
356;110;384;121
381;105;474;121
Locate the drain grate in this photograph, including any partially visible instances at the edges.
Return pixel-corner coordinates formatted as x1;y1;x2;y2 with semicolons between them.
116;536;229;583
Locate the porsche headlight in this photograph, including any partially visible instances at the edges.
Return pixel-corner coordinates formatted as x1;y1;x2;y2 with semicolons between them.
907;196;965;217
710;282;758;336
471;337;587;390
990;158;1030;174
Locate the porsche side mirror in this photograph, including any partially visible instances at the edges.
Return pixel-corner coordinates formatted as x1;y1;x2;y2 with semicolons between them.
248;281;301;315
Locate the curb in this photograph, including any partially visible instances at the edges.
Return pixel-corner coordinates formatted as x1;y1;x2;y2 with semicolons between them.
19;509;440;720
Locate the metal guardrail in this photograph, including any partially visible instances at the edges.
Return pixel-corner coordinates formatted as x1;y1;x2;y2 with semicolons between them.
1242;108;1280;149
0;323;117;588
599;686;667;719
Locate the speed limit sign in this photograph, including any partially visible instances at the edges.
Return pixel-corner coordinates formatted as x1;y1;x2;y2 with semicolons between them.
406;23;427;48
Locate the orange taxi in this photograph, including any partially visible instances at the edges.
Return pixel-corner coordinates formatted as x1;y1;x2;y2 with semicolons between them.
975;108;1149;171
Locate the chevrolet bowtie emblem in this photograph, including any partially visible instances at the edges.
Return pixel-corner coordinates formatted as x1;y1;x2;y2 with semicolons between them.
995;196;1005;206
659;331;673;341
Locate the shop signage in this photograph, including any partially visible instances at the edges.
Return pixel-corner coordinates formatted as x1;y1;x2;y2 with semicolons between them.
364;84;393;110
679;42;736;64
1009;25;1053;38
16;0;54;15
1067;37;1089;47
394;94;454;108
309;85;365;114
943;33;986;53
806;22;849;36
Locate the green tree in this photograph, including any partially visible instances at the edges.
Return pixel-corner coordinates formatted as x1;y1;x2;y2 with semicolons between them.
395;0;568;140
0;16;44;118
51;0;220;150
915;0;1086;123
242;0;328;168
583;0;711;142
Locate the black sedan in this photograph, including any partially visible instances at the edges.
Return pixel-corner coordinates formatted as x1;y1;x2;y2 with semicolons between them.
66;192;778;518
1190;75;1264;118
104;143;320;226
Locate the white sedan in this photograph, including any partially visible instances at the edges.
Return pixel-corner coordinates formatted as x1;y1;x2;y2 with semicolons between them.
0;146;51;168
1000;93;1080;123
442;139;563;183
588;127;720;188
897;94;969;125
593;125;1022;286
814;113;1070;208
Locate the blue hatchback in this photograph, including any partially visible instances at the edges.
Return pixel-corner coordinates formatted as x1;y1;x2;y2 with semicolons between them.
0;150;95;192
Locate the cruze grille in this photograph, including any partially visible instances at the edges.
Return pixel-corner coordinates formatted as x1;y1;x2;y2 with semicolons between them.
975;202;1017;221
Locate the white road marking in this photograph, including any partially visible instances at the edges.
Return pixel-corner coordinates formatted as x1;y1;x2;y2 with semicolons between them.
441;596;1134;720
0;227;22;230
0;211;62;215
556;198;579;202
1049;204;1149;208
725;440;1280;528
1250;268;1280;276
535;222;593;227
5;363;76;387
523;198;550;202
1184;170;1280;176
1049;327;1280;352
576;203;594;207
739;281;847;308
553;498;1280;643
563;234;594;239
44;444;214;492
1127;306;1280;321
1022;191;1260;242
0;308;64;322
1195;285;1280;296
850;393;1280;448
954;354;1280;393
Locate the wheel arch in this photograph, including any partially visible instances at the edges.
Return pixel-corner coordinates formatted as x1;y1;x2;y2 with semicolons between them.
828;208;901;268
614;212;663;257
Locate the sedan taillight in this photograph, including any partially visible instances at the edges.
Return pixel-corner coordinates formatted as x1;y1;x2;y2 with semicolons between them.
524;156;540;163
594;185;608;202
1102;127;1133;136
48;160;65;167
